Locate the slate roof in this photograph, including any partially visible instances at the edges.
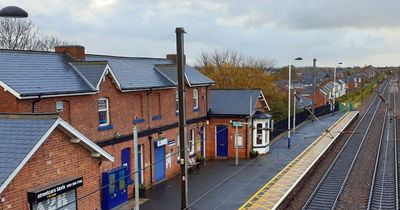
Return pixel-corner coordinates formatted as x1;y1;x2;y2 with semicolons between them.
0;113;114;193
0;50;213;98
155;64;214;86
0;114;57;192
296;95;312;108
70;61;108;89
0;50;95;97
209;89;267;116
85;55;176;90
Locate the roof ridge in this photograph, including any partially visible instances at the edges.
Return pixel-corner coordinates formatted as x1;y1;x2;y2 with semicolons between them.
71;60;108;65
86;53;167;60
0;49;60;54
0;112;59;120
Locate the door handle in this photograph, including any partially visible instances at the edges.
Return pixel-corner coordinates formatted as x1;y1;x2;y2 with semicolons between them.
220;144;224;146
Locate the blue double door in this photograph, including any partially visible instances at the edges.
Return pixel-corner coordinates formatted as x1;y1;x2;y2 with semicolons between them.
216;125;228;157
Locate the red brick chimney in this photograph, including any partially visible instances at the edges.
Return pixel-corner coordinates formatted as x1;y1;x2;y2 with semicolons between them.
55;45;85;60
166;54;186;64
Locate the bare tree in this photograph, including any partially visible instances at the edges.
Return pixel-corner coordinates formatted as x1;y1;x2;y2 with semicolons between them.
196;49;277;71
0;18;69;51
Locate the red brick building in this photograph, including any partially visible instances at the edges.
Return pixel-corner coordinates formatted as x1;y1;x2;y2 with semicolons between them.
0;113;113;210
207;89;271;159
0;46;214;208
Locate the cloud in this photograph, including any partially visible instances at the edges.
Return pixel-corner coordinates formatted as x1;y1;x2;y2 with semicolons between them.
1;0;400;67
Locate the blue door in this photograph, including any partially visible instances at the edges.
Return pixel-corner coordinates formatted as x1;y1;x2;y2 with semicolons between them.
216;125;228;157
138;145;143;184
121;148;132;184
154;145;165;182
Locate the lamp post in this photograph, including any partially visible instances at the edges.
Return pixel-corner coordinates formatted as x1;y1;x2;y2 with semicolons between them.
0;6;28;17
332;62;343;115
288;57;302;149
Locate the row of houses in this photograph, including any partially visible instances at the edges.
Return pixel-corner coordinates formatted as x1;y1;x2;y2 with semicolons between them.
0;45;272;209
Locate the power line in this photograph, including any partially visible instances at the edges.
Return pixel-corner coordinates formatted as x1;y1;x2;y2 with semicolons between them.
54;136;206;210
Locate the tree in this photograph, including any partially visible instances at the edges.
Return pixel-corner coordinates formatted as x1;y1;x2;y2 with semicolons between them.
197;50;288;120
272;65;298;81
197;49;277;71
0;18;69;51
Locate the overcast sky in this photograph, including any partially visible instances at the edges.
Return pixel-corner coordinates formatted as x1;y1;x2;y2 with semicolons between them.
2;0;400;67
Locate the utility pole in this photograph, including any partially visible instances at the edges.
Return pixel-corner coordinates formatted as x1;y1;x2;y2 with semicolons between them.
312;58;317;117
288;64;292;148
133;126;139;210
293;90;296;133
176;27;188;209
361;72;364;103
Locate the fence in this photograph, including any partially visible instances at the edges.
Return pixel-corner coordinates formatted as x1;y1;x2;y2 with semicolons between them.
270;103;338;139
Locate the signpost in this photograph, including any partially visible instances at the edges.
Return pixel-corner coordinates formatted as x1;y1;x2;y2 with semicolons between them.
232;121;243;166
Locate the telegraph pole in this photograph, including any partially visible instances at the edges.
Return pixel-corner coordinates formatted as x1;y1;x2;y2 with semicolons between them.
176;27;188;209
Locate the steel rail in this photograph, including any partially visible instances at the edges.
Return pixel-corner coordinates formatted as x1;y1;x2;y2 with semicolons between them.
303;80;389;210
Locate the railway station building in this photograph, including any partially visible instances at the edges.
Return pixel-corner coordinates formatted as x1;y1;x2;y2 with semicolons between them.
0;45;214;209
207;89;272;159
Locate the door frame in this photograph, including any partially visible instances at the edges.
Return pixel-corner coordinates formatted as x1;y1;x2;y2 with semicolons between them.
154;145;166;182
215;125;228;157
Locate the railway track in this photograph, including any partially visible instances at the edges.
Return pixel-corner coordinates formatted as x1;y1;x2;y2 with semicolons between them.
303;80;390;210
367;80;398;210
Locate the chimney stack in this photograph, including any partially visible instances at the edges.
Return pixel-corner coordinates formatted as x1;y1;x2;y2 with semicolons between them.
166;54;186;65
55;45;85;60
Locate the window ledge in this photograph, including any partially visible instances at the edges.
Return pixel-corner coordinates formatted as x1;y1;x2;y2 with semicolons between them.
133;118;145;124
98;124;113;131
193;107;199;112
152;115;162;121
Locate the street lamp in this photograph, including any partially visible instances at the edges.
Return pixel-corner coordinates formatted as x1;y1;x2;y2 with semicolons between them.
288;57;302;149
332;62;343;115
0;6;28;18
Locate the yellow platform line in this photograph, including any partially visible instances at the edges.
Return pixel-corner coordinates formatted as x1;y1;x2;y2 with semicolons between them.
239;111;359;210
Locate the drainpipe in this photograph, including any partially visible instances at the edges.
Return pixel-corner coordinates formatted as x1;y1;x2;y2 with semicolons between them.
148;135;153;184
245;118;248;158
32;94;42;113
146;89;153;184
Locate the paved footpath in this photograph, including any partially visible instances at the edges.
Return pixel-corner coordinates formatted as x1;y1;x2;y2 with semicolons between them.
136;113;344;210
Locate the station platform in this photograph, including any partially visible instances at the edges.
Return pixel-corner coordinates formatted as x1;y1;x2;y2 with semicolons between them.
239;111;359;210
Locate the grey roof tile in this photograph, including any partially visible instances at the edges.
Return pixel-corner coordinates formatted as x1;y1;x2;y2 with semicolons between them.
0;115;57;190
0;50;213;96
70;61;108;89
85;55;176;90
210;89;262;116
155;64;214;86
0;50;95;97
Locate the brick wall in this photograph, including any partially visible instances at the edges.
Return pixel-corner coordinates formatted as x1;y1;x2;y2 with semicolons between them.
11;75;209;143
0;128;102;210
206;117;251;159
100;122;206;190
0;90;17;112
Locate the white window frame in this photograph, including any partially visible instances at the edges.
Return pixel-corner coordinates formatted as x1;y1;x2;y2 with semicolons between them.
98;98;110;126
253;120;268;146
193;89;199;110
